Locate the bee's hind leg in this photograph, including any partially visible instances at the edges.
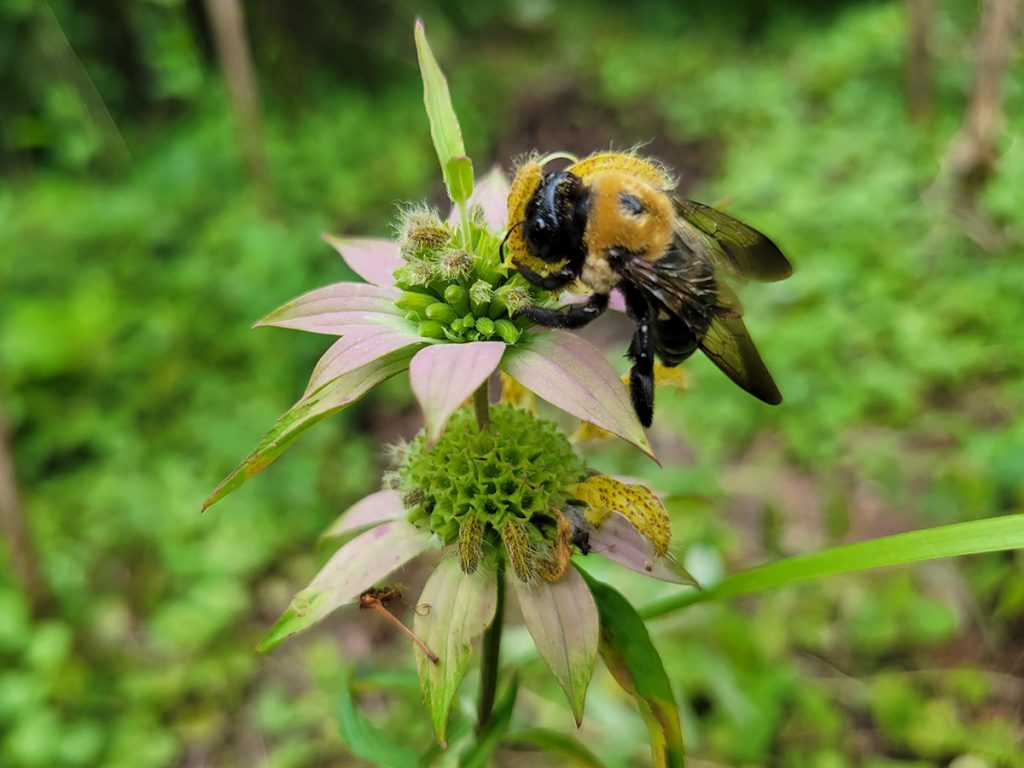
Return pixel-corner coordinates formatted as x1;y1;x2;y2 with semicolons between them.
516;292;609;329
623;289;655;427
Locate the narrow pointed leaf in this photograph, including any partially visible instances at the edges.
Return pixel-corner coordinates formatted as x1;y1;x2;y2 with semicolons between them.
449;166;510;233
512;566;598;725
642;513;1024;619
323;490;405;540
583;573;685;768
305;328;425;396
202;348;416;511
410;341;504;443
336;672;419;768
259;520;434;651
414;558;498;745
590;513;698;586
446;156;474;204
256;282;404;335
504;729;607;768
322;234;403;287
414;20;472;203
501;331;654;458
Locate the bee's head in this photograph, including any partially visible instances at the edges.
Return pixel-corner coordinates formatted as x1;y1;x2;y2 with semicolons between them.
522;171;588;264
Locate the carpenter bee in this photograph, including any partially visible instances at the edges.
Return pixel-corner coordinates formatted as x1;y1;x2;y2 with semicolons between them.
503;152;792;428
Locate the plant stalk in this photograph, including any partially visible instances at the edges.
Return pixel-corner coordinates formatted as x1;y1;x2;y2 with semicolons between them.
473;382;490;429
476;558;505;732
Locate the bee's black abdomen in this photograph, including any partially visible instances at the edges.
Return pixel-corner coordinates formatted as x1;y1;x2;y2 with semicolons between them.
652;314;700;367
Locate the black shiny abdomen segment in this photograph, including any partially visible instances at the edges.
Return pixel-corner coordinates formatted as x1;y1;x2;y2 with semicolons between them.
652;313;700;367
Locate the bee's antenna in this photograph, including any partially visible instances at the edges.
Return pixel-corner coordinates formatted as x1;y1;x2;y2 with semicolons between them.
499;219;526;263
538;151;579;169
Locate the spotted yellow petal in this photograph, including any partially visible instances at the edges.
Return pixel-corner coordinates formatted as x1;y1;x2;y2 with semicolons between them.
570;475;671;556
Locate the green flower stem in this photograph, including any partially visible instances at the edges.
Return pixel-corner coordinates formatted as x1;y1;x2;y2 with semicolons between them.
474;382;490;430
458;200;471;248
476;558;505;733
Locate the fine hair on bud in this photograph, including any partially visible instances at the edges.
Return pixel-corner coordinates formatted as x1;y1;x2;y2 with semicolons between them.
501;520;536;582
436;248;473;281
458;517;484;574
396;204;450;255
383;440;410;468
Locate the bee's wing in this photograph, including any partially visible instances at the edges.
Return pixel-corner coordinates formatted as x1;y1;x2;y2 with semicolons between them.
620;249;782;405
698;313;782;405
618;247;717;315
672;198;792;283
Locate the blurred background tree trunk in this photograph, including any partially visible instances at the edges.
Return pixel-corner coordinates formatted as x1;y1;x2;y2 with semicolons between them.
0;402;49;617
942;0;1021;214
906;0;933;122
202;0;274;207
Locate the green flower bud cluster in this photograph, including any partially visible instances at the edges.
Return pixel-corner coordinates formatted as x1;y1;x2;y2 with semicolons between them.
392;207;538;344
394;405;585;580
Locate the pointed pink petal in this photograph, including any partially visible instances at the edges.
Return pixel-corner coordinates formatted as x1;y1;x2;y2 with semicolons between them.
323;490;405;539
414;558;498;743
409;341;505;443
202;348;416;511
448;166;510;233
512;566;599;726
256;282;404;335
258;520;435;650
305;327;426;396
589;513;698;586
322;235;403;287
608;289;627;313
501;331;654;458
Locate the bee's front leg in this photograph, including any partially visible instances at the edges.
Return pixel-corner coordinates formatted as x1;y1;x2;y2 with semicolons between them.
513;260;578;292
516;292;609;329
623;288;655;427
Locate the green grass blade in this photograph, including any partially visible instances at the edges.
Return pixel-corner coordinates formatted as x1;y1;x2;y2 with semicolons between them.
642;514;1024;619
336;672;420;768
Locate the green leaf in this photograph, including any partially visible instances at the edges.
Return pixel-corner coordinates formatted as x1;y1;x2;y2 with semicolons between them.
336;672;420;768
414;19;473;203
511;565;598;725
446;156;474;204
641;514;1024;619
457;675;518;768
414;557;498;746
201;347;417;511
503;728;608;768
583;572;685;768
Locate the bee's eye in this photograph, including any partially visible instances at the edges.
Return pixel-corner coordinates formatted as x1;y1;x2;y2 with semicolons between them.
619;192;646;217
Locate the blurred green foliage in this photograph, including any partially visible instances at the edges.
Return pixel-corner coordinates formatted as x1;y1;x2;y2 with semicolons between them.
1;0;1022;765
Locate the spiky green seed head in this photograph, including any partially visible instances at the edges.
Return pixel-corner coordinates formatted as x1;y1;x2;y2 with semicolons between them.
397;405;585;579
